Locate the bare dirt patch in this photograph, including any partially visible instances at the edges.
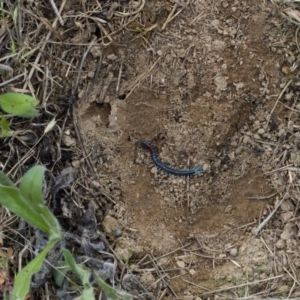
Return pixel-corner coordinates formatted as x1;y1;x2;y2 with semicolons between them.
76;0;299;298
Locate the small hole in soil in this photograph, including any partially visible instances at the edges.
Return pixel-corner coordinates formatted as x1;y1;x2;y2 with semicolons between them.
83;102;111;127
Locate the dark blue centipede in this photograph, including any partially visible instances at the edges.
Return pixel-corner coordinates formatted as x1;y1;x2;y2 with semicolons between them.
140;141;204;176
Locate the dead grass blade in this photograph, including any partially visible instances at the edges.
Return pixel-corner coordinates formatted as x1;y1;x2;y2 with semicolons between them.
254;191;289;235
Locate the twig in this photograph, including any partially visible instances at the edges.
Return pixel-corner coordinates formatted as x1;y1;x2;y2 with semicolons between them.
94;56;103;81
199;275;283;297
72;110;96;176
72;36;97;95
260;236;300;285
49;0;64;26
247;191;279;200
148;254;178;298
162;4;178;30
264;164;295;174
23;0;68;91
115;62;123;98
114;0;145;17
266;79;292;127
125;56;161;99
142;242;192;266
254;191;289;235
0;73;26;87
162;0;188;30
183;279;211;291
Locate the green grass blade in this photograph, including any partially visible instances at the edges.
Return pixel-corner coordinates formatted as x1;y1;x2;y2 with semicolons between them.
12;6;18;27
10;40;16;55
20;47;39;62
13;238;59;300
0;93;39;117
0;0;4;18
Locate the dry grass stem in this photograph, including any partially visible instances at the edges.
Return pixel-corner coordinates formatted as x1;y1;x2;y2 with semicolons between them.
23;0;68;91
142;243;192;266
260;237;300;286
0;72;26;88
199;275;283;297
267;79;292;127
254;191;289;235
125;56;161;99
49;0;64;26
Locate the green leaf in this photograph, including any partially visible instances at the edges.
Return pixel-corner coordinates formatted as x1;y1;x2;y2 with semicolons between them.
19;166;45;206
63;249;91;286
0;185;50;233
94;274;133;300
0;115;12;137
0;171;15;187
80;287;95;300
0;93;39;117
63;249;95;300
0;168;62;239
13;238;59;300
19;166;62;239
0;166;63;300
52;263;70;288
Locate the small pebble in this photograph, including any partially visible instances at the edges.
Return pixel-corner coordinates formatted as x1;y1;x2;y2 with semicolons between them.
280;212;293;223
150;167;158;174
228;151;235;160
72;160;81;168
285;92;294;101
243;136;250;144
294;259;300;267
189;269;196;276
257;128;265;135
113;228;122;237
235;146;243;155
276;239;286;249
230;248;238;256
176;261;185;268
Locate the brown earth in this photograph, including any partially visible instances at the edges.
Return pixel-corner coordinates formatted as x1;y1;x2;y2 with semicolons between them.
74;0;294;298
2;0;300;299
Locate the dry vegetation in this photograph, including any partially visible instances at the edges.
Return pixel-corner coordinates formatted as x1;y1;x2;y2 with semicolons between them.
1;0;300;299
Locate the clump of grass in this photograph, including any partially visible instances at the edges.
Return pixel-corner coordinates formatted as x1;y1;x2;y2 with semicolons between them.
0;166;133;300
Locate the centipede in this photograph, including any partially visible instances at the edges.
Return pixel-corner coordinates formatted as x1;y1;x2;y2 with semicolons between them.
140;140;204;176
